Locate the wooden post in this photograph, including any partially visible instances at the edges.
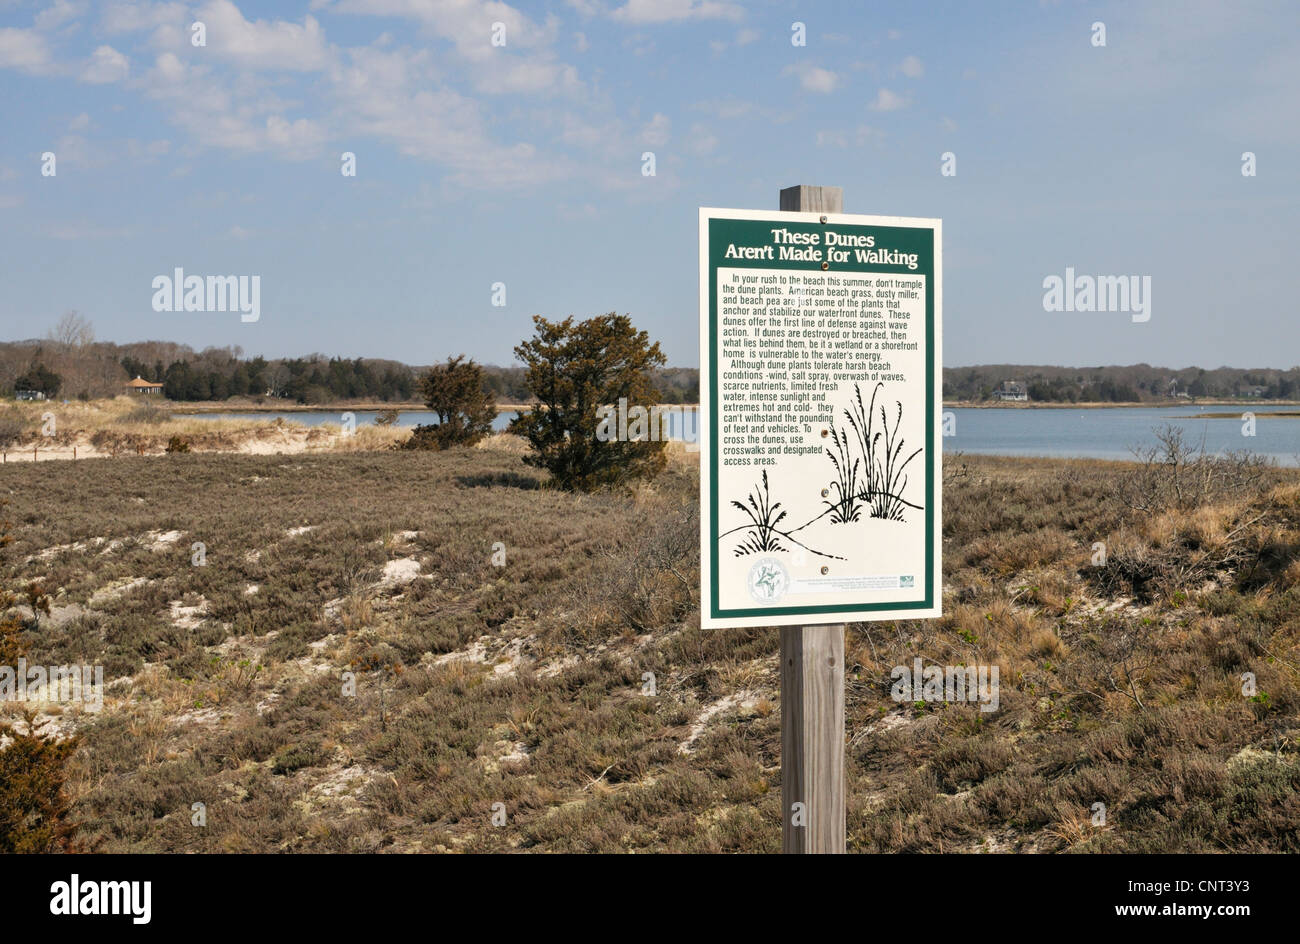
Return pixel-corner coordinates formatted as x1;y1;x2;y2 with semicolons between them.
779;184;846;854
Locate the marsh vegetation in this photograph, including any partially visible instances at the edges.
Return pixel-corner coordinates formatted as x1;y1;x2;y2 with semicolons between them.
1;438;1298;852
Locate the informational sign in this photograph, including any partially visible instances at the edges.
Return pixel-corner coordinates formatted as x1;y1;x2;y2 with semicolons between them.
699;208;942;629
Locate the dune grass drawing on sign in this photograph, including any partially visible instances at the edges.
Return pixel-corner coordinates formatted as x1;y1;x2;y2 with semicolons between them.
827;382;925;523
730;470;786;555
720;383;922;565
725;470;845;560
824;423;864;523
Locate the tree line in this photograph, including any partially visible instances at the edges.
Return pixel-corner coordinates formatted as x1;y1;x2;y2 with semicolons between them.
2;312;699;405
943;364;1300;402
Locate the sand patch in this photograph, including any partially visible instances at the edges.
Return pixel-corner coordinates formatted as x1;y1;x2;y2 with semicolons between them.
679;691;759;754
168;596;209;629
89;576;151;606
379;557;421;586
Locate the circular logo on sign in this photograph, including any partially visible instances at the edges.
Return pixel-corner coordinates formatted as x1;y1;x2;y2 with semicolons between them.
748;557;790;604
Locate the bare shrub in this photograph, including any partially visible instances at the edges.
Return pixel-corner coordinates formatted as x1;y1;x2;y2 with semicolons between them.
90;430;148;456
577;495;698;634
117;403;170;426
1117;424;1272;513
0;409;26;449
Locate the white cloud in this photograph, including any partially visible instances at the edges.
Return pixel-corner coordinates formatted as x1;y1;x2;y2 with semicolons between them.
53;134;97;168
0;28;53;74
855;124;883;145
35;1;86;31
610;0;743;24
327;44;569;187
691;98;757;119
126;138;171;159
641;112;670;147
900;55;923;77
868;88;907;111
712;26;758;53
785;63;838;94
1;0;713;194
687;121;717;155
325;0;581;96
817;125;882;148
101;1;186;33
263;114;327;153
195;0;331;71
81;45;129;83
142;52;327;159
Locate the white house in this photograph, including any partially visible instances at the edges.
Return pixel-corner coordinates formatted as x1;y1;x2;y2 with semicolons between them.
994;380;1028;402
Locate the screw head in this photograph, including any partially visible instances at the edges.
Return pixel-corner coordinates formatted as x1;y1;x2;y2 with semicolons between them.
820;566;829;575
820;488;829;498
819;215;827;224
820;261;830;271
820;429;829;438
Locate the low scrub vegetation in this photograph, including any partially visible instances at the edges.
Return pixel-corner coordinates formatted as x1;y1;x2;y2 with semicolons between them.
1;442;1296;853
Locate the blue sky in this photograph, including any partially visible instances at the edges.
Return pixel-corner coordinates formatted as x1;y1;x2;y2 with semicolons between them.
0;0;1296;368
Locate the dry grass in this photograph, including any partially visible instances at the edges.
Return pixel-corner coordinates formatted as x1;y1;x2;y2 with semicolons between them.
0;397;414;458
2;445;1298;853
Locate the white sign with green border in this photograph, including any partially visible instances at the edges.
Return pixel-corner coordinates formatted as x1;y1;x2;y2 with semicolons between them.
699;207;942;629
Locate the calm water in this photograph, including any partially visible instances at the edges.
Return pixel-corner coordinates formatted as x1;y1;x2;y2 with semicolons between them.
178;405;1298;465
178;409;516;431
948;405;1300;466
178;408;701;438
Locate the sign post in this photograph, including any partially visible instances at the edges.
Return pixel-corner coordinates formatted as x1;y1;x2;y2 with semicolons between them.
699;186;942;853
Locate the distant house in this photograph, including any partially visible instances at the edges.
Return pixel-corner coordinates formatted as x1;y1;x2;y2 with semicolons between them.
125;376;165;395
14;389;45;401
994;380;1028;402
1164;378;1188;399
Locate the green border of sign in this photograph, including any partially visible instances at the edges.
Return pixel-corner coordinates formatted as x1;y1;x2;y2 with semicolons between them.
701;210;941;626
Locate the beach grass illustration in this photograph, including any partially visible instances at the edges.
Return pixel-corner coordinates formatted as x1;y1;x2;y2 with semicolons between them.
731;469;787;555
831;381;924;522
824;423;864;523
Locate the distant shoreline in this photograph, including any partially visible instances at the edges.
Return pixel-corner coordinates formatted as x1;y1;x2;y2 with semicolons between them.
35;396;1300;414
168;400;699;414
942;399;1300;409
107;397;1300;414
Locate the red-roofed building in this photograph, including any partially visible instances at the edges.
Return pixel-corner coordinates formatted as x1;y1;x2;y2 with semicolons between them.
125;376;164;395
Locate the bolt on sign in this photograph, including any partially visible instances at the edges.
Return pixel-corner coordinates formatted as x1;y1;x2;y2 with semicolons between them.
699;208;942;628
